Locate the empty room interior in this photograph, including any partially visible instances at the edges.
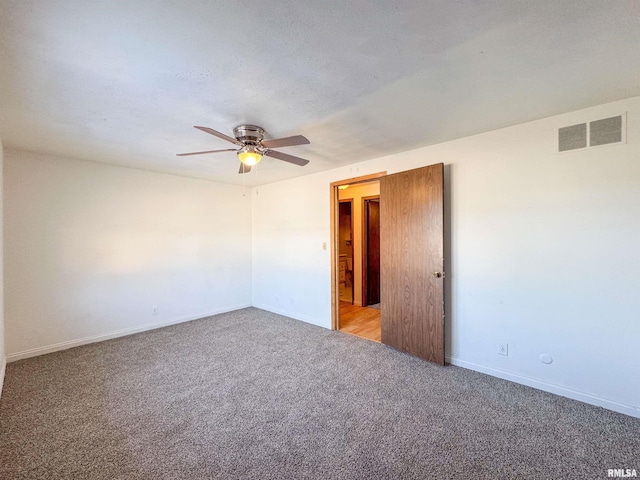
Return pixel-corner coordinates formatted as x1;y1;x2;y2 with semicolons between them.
0;1;639;479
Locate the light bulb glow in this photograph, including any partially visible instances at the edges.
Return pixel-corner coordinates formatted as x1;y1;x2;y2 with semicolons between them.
238;147;262;166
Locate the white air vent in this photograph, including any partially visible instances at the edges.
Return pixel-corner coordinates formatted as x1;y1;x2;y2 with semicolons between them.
590;116;623;146
559;123;587;152
558;113;626;153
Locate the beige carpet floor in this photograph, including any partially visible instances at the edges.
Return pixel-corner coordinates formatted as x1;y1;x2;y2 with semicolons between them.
1;307;638;479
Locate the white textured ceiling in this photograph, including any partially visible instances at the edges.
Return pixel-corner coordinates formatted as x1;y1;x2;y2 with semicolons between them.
1;1;639;186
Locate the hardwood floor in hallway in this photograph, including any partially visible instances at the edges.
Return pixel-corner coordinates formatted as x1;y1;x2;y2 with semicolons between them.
339;301;381;342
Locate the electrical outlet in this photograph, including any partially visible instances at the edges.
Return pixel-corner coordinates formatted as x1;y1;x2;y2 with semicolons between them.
152;306;159;315
499;343;508;356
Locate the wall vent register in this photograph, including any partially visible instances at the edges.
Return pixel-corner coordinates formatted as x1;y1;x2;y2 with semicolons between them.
558;114;626;152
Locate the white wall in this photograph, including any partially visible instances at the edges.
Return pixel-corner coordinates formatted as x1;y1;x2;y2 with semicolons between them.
251;181;332;326
0;139;5;397
252;96;640;417
4;150;252;360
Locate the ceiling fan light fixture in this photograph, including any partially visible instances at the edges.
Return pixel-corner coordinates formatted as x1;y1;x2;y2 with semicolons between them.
179;125;310;173
237;145;262;166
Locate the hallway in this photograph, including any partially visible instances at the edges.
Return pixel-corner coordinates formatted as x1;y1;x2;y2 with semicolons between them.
338;301;381;342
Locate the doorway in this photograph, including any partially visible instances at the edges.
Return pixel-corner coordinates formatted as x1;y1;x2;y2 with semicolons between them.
338;200;354;304
362;196;380;307
331;174;385;343
331;165;446;365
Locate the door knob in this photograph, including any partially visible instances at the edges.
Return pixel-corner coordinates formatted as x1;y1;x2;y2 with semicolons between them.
433;272;442;278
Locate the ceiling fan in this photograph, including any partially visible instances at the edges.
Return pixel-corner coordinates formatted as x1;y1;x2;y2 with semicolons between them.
177;125;310;174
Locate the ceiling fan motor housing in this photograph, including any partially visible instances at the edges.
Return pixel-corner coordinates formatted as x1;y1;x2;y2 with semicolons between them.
233;125;266;145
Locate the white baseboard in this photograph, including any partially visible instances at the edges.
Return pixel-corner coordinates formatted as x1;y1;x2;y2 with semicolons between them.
6;304;252;363
0;356;6;400
251;303;331;330
446;355;640;419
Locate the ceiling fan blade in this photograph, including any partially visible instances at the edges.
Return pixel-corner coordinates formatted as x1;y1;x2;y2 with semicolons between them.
194;126;243;146
238;163;252;174
262;135;310;149
176;148;237;157
265;149;310;166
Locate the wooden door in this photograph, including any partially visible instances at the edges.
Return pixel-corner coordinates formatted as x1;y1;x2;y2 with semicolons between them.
380;164;445;365
365;199;380;305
